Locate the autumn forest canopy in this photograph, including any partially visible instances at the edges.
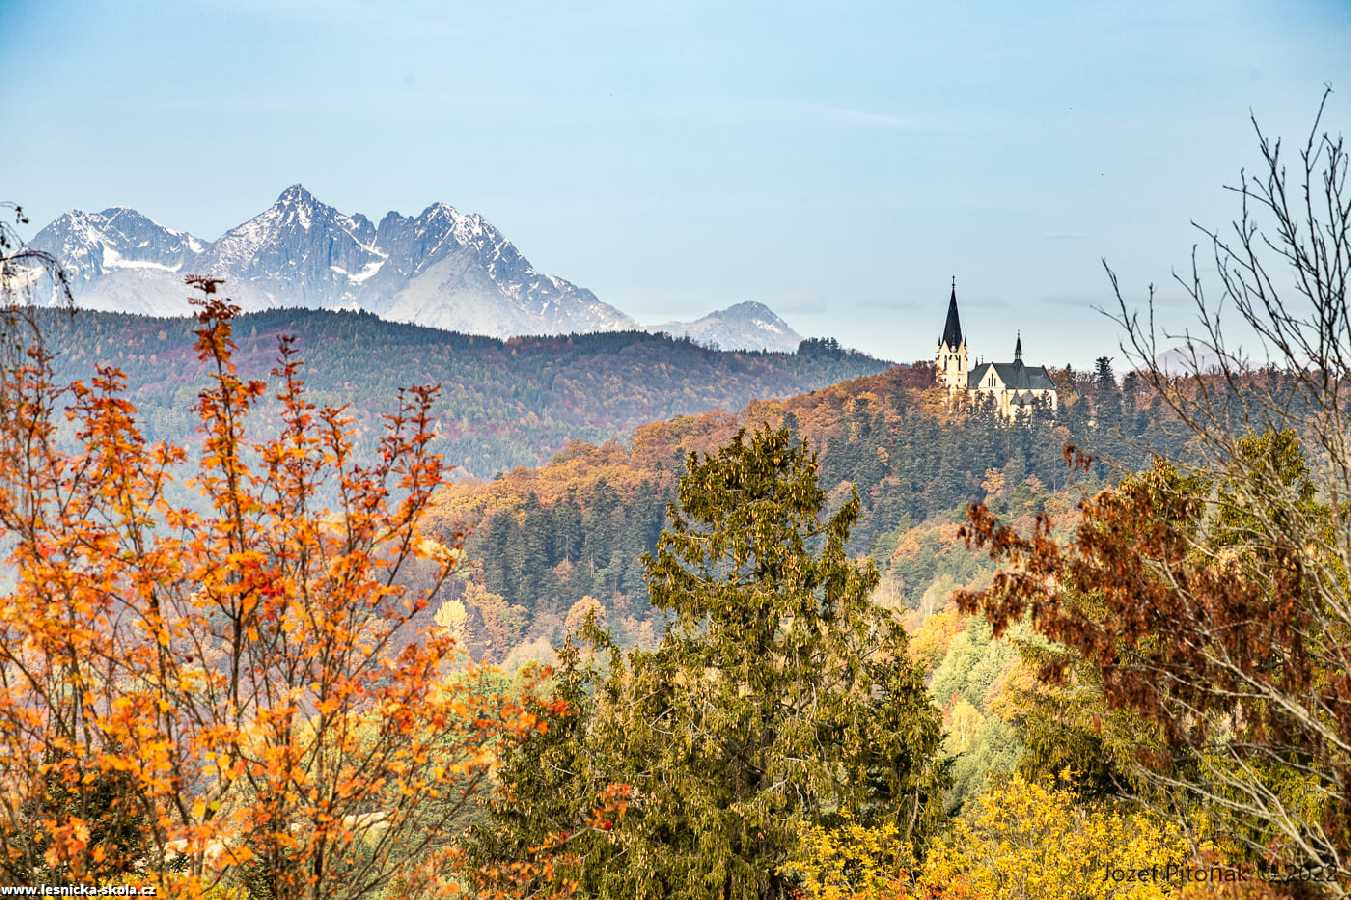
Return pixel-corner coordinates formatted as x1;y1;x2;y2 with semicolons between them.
0;100;1349;900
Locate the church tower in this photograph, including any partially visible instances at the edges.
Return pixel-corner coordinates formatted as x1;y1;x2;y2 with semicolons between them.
936;278;968;396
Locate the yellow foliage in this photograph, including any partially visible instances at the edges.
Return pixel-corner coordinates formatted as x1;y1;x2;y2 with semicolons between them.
908;604;965;672
943;698;986;755
414;534;463;566
786;775;1202;900
782;817;915;900
563;595;607;635
434;598;469;637
915;773;1192;899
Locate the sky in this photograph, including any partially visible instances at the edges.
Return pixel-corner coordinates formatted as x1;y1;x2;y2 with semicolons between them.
3;0;1350;365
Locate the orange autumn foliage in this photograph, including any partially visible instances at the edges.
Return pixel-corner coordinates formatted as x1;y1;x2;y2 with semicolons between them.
0;277;538;897
428;367;932;530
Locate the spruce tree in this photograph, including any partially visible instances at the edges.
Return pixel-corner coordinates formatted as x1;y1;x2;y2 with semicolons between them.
460;639;623;896
464;426;947;899
1093;355;1122;429
597;425;947;897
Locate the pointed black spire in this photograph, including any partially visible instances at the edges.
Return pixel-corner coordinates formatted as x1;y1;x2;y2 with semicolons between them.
1014;330;1023;363
941;278;963;348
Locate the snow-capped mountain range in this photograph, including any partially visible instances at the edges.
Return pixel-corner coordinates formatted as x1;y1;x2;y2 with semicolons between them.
26;186;803;351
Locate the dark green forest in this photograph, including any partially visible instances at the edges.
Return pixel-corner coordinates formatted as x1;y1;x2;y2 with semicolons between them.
30;306;887;477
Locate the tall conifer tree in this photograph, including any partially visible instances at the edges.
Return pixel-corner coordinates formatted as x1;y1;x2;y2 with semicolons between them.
467;426;947;898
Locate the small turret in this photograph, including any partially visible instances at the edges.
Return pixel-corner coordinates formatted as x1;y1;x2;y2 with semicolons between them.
1014;330;1022;364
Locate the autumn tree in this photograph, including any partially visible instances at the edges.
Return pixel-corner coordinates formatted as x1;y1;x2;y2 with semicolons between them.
467;426;948;898
774;771;1214;900
0;275;536;897
914;772;1192;900
959;94;1351;891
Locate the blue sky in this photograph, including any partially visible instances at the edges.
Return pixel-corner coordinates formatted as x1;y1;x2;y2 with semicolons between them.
3;0;1349;364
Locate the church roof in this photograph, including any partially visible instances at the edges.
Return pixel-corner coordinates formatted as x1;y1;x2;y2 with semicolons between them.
967;360;1057;391
940;285;963;348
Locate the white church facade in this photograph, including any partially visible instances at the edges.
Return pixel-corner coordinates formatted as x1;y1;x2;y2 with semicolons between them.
935;281;1058;418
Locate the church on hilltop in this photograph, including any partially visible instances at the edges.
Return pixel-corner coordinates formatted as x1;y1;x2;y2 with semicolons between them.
935;280;1058;418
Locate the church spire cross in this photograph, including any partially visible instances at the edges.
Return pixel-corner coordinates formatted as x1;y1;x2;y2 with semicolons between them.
1014;330;1023;362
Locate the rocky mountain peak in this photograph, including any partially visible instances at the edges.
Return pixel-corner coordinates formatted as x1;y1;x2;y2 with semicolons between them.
721;300;778;319
275;183;315;205
29;207;202;285
27;187;640;337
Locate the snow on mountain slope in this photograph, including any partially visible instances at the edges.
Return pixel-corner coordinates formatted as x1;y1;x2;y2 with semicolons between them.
650;301;803;353
30;208;202;285
196;184;385;310
28;186;636;336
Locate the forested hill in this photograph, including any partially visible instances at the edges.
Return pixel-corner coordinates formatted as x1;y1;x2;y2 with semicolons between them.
29;307;888;477
429;359;1192;656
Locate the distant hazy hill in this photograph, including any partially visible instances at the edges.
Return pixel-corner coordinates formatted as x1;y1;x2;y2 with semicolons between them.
648;300;803;352
27;187;805;349
31;306;887;478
